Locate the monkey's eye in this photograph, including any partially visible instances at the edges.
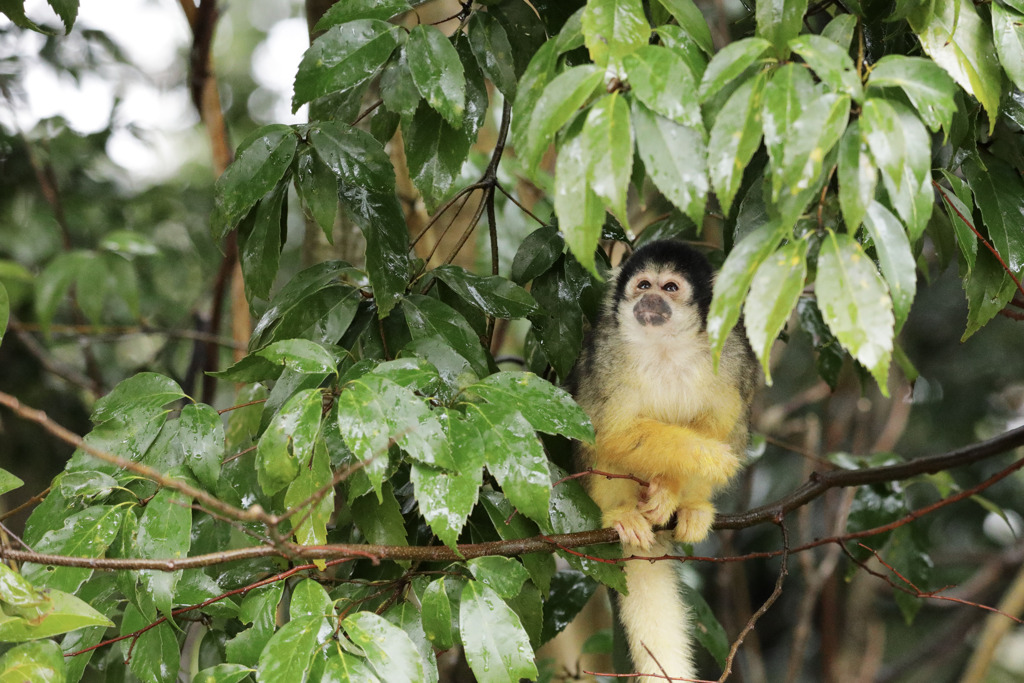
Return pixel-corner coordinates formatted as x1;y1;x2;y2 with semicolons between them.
637;280;651;290
662;282;679;292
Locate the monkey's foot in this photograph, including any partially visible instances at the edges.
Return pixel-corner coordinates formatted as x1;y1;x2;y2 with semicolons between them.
673;505;715;544
611;509;657;550
637;478;675;527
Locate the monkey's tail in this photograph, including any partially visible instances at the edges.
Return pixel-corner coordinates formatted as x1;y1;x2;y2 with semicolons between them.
617;538;696;683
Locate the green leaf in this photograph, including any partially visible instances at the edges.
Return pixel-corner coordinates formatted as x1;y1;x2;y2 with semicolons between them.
698;37;771;102
527;258;586;380
480;492;556;593
320;646;381;682
283;440;334;548
755;0;808;56
993;3;1024;90
406;25;465;127
225;584;283;667
541;570;599;643
350;482;409;547
465;404;551;529
369;357;441;394
293;20;402;110
510;226;564;285
821;13;857;49
837;121;877;231
707;220;789;364
402;103;472;211
213;125;297;238
582;92;633;228
963;155;1024;284
467;371;594;442
524;65;604;171
309;122;409;318
962;242;1016;341
655;0;713;54
859;98;907;197
343;611;427;683
47;0;78;34
763;63;818;198
0;564;112;641
460;581;538;683
743;240;808;384
257;388;323;496
936;170;977;274
867;55;958;132
257;616;331;683
863;201;917;333
777;93;850;202
623;45;701;127
177;403;224;491
420;578;454;650
581;0;649;68
510;39;559;157
380;46;421;117
239;181;287;301
257;339;338;376
430;266;538;319
403;294;490;377
468;12;517;99
707;72;767;215
192;663;254;683
909;0;1002;132
788;34;863;100
92;372;184;424
137;488;192;618
0;640;66;681
0;282;7;348
555;118;606;278
816;230;894;395
654;24;709;79
22;505;124;594
684;583;730;667
383;603;439;683
0;467;23;496
294;146;338;241
409;408;484;549
313;0;411;31
468;557;529;602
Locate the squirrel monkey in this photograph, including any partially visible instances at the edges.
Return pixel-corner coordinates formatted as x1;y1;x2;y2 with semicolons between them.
568;239;758;682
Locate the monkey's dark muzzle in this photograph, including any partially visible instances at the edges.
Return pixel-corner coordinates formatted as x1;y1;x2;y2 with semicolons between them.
633;294;671;326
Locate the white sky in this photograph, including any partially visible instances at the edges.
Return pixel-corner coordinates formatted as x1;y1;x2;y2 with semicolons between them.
1;0;307;182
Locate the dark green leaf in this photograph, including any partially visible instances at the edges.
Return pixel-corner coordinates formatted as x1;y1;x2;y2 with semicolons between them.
467;557;529;600
430;266;538;319
92;373;184;425
468;12;517;99
460;580;538;683
936;170;977;274
910;1;1002;132
743;240;808;383
0;282;7;348
225;584;284;666
527;259;586;380
863;201;917;333
257;388;323;496
963;155;1024;284
313;0;411;31
402;103;472;211
698;37;771;102
540;570;599;644
632;101;708;226
816;230;894;395
684;582;730;667
403;294;490;377
797;295;844;389
406;25;466;127
867;55;958;132
510;226;563;285
294;146;338;241
420;578;455;650
239;181;287;301
351;482;409;547
213;125;297;238
380;47;421;117
707;72;766;215
310;122;409;317
344;611;427;682
293;20;403;110
581;0;649;68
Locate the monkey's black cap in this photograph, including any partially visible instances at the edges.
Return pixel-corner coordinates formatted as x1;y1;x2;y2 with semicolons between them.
613;240;714;323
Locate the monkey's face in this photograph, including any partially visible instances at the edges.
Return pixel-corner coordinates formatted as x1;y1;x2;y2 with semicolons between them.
620;267;701;335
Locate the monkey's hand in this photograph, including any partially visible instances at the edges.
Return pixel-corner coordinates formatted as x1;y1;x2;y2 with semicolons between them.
674;502;716;544
606;507;657;550
637;477;676;527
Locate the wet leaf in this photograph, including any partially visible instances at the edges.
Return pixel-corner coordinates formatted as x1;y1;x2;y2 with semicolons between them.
22;505;124;594
632;101;708;227
743;240;808;384
407;25;465;127
213;125;297;238
257;615;332;683
343;611;427;683
177;403;224;492
313;0;411;31
468;12;517;99
466;371;594;442
257;388;323;496
460;580;537;683
581;0;649;68
867;55;957;132
707;72;766;215
863;201;917;333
